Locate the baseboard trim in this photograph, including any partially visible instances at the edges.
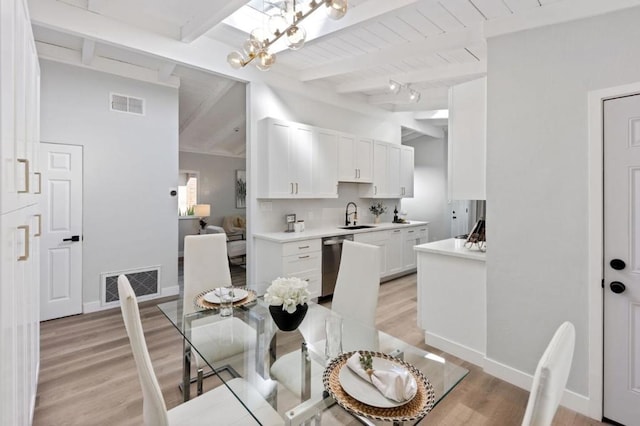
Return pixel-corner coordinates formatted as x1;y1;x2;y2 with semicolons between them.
424;331;485;367
83;301;102;313
483;357;591;416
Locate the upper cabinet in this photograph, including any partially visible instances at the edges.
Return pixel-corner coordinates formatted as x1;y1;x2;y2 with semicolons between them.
359;142;414;199
338;135;373;183
257;118;338;199
400;145;414;198
448;77;486;200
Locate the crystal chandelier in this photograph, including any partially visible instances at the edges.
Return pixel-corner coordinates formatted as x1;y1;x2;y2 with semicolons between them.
227;0;348;71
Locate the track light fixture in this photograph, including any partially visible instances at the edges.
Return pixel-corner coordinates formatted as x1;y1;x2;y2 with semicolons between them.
388;79;421;103
227;0;348;71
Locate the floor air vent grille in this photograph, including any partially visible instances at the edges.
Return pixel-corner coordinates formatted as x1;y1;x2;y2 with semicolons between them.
102;266;160;306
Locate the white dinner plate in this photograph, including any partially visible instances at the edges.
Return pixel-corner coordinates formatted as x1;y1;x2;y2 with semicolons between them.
203;288;248;304
338;357;417;408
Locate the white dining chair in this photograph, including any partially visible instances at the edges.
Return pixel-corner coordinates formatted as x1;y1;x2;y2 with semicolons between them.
117;275;283;426
270;240;381;398
183;234;256;395
521;321;575;426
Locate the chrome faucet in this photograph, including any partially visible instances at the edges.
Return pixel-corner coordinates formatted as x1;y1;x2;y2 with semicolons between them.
345;202;358;226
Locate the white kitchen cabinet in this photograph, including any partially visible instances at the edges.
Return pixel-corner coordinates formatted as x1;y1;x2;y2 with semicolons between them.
1;0;41;424
313;128;339;197
400;146;414;198
387;144;401;198
359;141;388;198
338;134;373;183
258;118;338;199
1;0;40;215
387;229;403;275
402;226;428;270
255;238;322;298
448;77;486;200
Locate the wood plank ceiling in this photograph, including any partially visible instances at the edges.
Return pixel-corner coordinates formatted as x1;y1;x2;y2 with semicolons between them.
29;0;634;154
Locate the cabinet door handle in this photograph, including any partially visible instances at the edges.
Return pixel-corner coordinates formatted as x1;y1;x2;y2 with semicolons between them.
408;230;415;233
420;228;426;231
17;158;30;194
393;230;401;233
17;225;29;261
291;182;294;194
34;172;42;194
298;255;310;259
298;245;310;249
374;185;377;195
35;214;42;237
295;182;298;194
355;169;358;179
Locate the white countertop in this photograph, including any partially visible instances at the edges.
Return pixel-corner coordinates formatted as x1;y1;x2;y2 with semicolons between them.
253;221;429;242
414;238;486;261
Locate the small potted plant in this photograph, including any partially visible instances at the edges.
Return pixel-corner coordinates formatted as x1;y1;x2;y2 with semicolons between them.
369;201;387;224
264;277;311;331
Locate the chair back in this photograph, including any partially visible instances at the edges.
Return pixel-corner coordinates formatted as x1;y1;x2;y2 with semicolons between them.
522;321;575;426
183;234;232;314
332;240;380;327
117;275;169;426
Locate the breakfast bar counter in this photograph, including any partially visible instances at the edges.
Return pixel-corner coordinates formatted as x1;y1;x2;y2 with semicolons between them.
415;238;486;367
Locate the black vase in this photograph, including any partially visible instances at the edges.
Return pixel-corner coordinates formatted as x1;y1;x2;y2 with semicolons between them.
269;304;308;331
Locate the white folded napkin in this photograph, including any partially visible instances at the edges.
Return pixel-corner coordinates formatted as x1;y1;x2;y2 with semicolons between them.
346;352;417;403
213;287;233;297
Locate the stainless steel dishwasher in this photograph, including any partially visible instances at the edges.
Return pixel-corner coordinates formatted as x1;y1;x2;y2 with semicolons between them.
321;234;354;297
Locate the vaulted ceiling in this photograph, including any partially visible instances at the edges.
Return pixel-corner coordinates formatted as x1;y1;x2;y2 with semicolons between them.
28;0;640;156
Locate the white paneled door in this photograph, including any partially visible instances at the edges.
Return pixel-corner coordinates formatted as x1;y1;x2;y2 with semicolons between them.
604;94;640;426
40;143;83;321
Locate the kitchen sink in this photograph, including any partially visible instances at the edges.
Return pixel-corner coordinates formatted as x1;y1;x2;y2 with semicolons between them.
338;225;377;230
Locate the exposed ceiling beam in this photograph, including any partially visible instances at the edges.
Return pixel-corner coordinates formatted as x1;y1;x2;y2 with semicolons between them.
299;26;484;82
180;0;248;43
402;132;424;142
158;62;176;82
180;80;236;134
393;112;444;139
337;61;486;94
414;110;449;120
81;38;95;65
36;41;180;88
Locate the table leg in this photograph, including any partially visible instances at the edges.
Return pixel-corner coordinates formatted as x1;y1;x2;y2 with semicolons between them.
301;342;311;400
182;339;191;401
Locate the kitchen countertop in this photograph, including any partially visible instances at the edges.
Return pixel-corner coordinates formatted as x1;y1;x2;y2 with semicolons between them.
253;221;429;242
414;238;486;261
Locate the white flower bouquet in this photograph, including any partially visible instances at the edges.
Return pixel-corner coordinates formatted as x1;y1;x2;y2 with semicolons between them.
264;277;311;313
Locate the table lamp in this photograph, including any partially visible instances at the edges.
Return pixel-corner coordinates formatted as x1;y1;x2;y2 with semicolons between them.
194;204;211;230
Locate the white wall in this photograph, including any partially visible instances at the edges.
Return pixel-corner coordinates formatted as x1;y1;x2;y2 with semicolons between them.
401;135;449;242
40;60;179;305
486;6;640;397
178;152;246;253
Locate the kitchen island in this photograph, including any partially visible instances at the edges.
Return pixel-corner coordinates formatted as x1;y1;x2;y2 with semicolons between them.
415;238;486;366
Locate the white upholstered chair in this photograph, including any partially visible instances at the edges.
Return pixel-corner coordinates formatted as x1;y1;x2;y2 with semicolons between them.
270;240;381;398
117;275;283;426
183;234;255;394
521;321;576;426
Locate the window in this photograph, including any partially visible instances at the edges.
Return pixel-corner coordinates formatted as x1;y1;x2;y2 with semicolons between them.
178;170;198;216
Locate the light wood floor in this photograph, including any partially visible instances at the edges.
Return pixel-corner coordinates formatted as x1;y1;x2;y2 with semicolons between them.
33;273;606;426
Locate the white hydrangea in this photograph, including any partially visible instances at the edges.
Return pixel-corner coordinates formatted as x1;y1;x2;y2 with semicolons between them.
264;277;310;313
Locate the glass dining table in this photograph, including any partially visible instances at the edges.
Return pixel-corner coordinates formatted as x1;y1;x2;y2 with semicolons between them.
157;288;468;425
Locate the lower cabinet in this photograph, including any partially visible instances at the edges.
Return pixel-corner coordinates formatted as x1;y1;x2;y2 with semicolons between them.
1;204;40;426
255;238;322;298
402;226;429;270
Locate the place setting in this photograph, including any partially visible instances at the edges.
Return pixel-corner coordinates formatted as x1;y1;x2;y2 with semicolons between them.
323;350;436;423
194;286;257;311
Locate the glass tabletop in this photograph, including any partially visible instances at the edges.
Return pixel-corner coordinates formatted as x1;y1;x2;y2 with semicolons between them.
157;293;468;425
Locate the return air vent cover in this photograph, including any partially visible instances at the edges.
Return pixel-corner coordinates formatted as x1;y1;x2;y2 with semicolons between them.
101;266;160;307
110;93;145;115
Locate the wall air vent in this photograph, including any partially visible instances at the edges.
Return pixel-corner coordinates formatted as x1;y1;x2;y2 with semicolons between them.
100;266;160;307
110;93;145;115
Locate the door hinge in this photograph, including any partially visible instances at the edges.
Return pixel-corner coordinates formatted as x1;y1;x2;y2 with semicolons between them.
601;279;604;288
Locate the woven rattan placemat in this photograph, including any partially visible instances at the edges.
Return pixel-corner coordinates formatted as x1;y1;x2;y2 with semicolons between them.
323;351;435;422
194;287;257;310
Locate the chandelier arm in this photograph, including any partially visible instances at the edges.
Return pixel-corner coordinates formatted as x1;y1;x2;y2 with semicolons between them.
259;0;325;52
